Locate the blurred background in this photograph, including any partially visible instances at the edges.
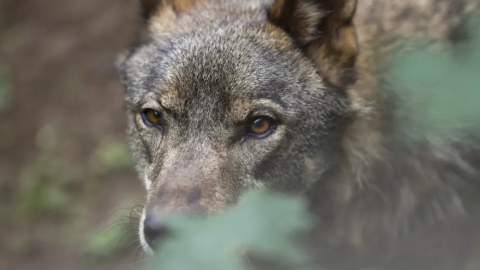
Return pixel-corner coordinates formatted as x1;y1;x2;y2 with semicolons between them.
1;1;480;270
0;1;147;269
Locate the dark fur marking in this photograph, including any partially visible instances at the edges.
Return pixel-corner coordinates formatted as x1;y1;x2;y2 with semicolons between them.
187;187;202;204
156;188;166;200
139;0;163;21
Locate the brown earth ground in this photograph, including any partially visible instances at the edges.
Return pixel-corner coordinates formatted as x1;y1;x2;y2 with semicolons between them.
0;1;148;269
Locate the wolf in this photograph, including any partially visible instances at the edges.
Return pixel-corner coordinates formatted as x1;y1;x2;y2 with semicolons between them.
115;0;480;269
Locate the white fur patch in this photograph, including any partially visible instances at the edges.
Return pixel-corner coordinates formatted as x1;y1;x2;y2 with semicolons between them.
243;176;266;189
139;207;154;255
144;172;153;190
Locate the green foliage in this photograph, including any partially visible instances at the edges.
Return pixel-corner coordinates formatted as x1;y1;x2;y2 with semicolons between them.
84;139;138;258
9;126;72;218
86;218;129;258
0;121;15;149
0;60;12;112
85;202;142;258
87;227;125;258
17;154;74;217
11;127;134;221
386;16;480;140
145;190;315;270
35;124;60;151
89;137;132;175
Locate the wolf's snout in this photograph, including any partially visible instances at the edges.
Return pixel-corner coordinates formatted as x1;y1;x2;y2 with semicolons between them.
143;214;171;249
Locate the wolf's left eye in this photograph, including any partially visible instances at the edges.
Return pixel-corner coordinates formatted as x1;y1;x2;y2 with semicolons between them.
246;117;275;137
142;109;162;128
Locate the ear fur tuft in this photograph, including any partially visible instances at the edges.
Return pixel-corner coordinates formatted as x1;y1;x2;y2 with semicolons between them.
268;0;358;86
139;0;163;20
139;0;201;21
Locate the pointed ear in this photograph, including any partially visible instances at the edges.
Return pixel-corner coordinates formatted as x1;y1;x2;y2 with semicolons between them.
139;0;201;21
268;0;358;86
139;0;163;20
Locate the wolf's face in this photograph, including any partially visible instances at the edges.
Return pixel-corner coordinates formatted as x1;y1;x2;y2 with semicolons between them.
116;0;357;253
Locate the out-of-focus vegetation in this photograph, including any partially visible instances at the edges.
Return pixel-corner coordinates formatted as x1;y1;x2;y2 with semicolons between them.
0;61;13;151
1;119;139;260
89;137;133;175
1;0;143;269
0;61;11;112
6;128;137;256
86;204;143;259
146;190;316;270
387;16;480;140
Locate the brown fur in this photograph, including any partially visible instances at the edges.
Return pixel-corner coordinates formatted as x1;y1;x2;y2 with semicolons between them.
268;0;358;85
141;0;203;17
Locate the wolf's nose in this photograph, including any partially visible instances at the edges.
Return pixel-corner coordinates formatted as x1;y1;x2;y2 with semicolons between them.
143;214;170;249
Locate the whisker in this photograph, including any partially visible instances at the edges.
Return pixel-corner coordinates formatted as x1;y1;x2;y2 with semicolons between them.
129;208;137;233
120;215;140;220
104;223;130;236
102;217;132;232
104;230;134;251
133;244;143;261
117;232;137;248
123;238;140;249
121;257;151;268
102;207;136;224
243;253;253;268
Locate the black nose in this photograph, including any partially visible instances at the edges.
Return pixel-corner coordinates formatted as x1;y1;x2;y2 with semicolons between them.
143;214;170;249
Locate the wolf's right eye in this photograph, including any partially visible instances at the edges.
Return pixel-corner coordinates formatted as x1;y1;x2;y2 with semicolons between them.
246;116;275;138
141;109;163;129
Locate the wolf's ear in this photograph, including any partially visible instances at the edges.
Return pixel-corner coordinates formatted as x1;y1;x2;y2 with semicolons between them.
139;0;200;20
140;0;163;20
268;0;358;86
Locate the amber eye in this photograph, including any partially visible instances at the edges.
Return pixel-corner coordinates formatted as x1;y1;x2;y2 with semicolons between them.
142;109;162;128
247;117;274;137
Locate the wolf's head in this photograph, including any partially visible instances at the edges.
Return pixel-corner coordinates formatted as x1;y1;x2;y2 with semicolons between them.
116;0;359;253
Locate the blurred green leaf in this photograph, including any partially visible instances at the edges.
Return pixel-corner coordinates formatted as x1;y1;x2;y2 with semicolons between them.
17;155;74;217
0;121;15;149
86;202;141;258
35;124;59;152
89;137;132;175
386;16;480;140
0;61;12;112
146;190;314;270
86;224;127;258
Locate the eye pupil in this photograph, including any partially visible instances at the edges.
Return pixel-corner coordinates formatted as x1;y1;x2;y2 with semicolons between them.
253;118;265;128
249;117;272;135
143;109;162;127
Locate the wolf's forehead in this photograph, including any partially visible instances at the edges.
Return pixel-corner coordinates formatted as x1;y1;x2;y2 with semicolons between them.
165;34;277;80
147;36;297;125
145;32;289;98
121;18;310;112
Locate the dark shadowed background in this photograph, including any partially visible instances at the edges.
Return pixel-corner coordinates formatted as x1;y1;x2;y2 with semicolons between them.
0;1;147;269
